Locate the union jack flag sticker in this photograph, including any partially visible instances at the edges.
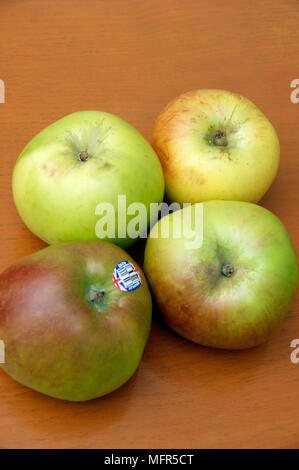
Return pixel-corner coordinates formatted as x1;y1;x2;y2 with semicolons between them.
112;261;141;292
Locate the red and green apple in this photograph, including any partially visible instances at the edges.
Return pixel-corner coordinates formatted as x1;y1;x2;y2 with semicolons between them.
0;241;152;401
144;201;298;349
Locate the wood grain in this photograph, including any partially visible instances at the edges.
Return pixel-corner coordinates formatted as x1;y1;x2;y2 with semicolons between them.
0;0;299;449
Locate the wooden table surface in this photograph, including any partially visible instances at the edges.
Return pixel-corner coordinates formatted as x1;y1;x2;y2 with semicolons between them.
0;0;299;449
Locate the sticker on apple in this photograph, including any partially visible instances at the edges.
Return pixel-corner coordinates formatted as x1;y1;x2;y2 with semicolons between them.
112;261;141;292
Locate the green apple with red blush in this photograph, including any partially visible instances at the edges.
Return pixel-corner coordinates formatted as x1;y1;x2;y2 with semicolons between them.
144;201;298;349
0;241;152;401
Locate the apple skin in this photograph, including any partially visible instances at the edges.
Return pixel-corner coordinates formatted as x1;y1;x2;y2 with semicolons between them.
144;201;298;349
12;111;164;249
0;241;152;401
152;89;279;204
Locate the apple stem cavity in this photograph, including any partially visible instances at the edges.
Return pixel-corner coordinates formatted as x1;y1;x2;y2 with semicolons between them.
87;285;106;312
78;151;90;162
221;264;234;277
212;130;228;147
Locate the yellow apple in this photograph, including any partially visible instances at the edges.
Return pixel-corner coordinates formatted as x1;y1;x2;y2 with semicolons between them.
152;89;279;204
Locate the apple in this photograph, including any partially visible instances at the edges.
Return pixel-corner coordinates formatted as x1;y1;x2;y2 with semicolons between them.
12;111;164;249
144;201;298;349
152;89;279;204
0;241;152;401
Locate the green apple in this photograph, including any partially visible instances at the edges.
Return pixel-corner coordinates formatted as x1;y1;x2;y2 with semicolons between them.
152;89;279;204
12;111;164;248
0;241;152;401
144;201;298;349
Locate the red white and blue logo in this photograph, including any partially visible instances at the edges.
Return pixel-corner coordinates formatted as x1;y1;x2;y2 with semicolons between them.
112;261;141;292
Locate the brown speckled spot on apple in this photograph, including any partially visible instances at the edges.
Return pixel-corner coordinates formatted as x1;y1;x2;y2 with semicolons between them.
42;163;57;177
